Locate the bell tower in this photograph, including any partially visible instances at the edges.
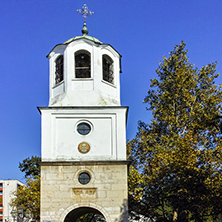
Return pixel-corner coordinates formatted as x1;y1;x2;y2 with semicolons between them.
39;5;128;222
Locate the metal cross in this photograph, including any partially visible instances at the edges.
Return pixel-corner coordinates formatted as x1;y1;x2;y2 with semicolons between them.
77;4;94;19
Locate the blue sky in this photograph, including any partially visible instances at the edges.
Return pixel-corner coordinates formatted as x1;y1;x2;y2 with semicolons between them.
1;0;222;182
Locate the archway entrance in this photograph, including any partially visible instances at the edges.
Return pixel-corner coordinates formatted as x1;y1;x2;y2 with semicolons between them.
64;207;106;222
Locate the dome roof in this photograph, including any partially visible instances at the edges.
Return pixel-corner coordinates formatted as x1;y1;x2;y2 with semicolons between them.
64;22;102;45
47;22;121;59
64;35;102;45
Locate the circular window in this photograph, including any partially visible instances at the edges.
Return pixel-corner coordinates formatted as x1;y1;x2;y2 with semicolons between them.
77;122;91;135
78;172;91;185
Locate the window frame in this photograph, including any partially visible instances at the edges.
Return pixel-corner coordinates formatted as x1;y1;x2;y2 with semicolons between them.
75;50;91;79
78;172;91;185
102;54;114;84
77;122;91;135
55;55;64;85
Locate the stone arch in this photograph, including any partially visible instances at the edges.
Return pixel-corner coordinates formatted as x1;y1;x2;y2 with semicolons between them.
59;203;111;222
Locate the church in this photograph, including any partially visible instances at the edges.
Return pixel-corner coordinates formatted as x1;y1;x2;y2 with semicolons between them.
39;5;129;222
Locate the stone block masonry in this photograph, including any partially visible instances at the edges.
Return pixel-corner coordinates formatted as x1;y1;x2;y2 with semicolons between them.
40;162;128;222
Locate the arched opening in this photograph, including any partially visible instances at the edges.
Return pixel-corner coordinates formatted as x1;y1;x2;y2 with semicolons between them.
55;55;64;85
75;50;91;78
102;55;113;84
64;207;106;222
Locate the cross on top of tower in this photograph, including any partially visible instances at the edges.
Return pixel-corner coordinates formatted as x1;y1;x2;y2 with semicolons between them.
77;4;94;19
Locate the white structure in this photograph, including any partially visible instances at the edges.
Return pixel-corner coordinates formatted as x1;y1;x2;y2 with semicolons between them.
47;24;121;107
40;107;127;162
0;180;24;222
40;21;128;222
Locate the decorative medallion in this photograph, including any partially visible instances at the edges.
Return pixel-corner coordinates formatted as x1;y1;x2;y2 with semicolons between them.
78;142;90;154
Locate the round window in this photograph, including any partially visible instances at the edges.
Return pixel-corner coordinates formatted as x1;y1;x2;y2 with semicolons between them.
78;172;91;185
77;122;91;135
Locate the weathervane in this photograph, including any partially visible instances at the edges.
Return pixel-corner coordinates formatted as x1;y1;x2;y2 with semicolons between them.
77;4;94;19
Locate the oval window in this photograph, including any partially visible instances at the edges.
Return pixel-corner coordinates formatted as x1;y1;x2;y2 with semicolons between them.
77;122;91;135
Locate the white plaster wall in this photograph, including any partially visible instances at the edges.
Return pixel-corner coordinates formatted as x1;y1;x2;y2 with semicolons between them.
48;39;121;107
40;107;127;162
49;45;66;101
55;117;113;159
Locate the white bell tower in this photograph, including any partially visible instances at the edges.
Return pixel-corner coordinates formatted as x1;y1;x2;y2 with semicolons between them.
48;21;121;107
39;5;128;222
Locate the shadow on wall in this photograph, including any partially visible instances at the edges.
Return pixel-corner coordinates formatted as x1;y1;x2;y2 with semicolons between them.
118;199;128;222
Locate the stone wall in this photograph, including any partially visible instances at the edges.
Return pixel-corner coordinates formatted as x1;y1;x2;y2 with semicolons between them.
40;162;128;222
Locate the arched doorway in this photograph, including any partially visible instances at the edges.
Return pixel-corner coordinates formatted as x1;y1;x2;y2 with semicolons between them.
64;207;106;222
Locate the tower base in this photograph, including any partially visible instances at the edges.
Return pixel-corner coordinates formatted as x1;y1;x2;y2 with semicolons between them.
40;161;128;222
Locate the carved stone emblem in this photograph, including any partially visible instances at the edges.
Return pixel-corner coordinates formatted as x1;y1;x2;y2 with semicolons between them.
72;188;97;198
73;189;83;195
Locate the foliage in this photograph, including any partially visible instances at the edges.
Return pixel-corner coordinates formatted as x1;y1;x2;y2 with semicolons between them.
19;156;41;178
128;42;222;222
76;213;106;222
11;156;41;220
11;176;40;221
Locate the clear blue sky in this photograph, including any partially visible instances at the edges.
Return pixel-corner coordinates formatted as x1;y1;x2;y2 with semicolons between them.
1;0;222;182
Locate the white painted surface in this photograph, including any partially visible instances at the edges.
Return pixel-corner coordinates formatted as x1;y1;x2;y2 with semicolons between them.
40;107;128;162
41;38;128;162
48;39;121;107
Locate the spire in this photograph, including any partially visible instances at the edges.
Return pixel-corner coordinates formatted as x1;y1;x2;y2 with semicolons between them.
82;21;88;36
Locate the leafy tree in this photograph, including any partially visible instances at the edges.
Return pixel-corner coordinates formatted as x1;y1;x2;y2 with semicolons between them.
19;156;41;178
11;156;41;220
11;176;40;221
128;42;222;222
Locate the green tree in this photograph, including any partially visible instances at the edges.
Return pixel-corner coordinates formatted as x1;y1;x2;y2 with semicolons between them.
128;42;222;222
11;156;41;220
19;156;41;178
11;176;40;221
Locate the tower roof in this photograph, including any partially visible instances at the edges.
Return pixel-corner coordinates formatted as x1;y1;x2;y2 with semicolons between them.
64;21;102;45
47;26;121;61
64;35;102;45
